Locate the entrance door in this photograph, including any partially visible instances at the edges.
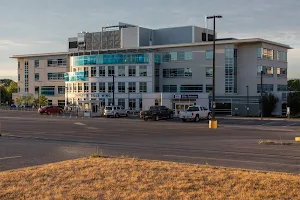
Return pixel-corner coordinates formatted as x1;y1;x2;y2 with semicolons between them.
175;103;194;116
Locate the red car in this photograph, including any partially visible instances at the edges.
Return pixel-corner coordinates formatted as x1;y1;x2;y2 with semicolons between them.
38;106;63;115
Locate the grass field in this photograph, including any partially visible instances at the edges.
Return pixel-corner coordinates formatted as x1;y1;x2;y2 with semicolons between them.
1;157;300;200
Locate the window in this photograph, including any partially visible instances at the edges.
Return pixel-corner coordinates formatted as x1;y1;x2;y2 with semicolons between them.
73;83;77;93
129;66;136;76
257;48;274;60
91;83;97;93
129;99;136;110
277;68;287;77
18;74;20;81
41;86;55;96
139;82;147;93
58;86;65;94
48;100;53;106
108;82;114;93
180;85;203;93
84;67;89;77
257;66;274;77
162;52;192;62
84;83;89;92
34;60;39;68
139;66;147;76
206;50;213;60
277;85;287;92
128;82;136;93
47;59;67;67
18;62;20;69
58;100;65;107
91;66;96;77
206;85;213;93
163;85;177;92
99;82;105;93
155;68;159;77
108;66;115;76
35;73;39;81
163;68;192;78
277;51;287;62
118;82;125;93
48;73;65;80
257;84;274;93
99;66;105;76
108;98;113;106
118;66;125;76
78;83;83;93
118;99;125;108
206;67;213;77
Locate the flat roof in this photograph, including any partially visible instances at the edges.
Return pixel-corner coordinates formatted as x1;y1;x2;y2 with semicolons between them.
10;52;70;59
10;38;292;58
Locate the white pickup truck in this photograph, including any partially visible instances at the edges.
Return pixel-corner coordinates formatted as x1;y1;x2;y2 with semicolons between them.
179;105;212;122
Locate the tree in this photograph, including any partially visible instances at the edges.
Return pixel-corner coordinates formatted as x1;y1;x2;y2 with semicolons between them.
287;92;300;116
288;79;300;91
39;95;48;106
262;93;278;117
0;79;13;87
23;95;33;106
7;81;18;94
16;97;23;107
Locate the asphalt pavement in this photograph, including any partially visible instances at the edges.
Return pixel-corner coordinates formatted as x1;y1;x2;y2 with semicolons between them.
1;110;300;173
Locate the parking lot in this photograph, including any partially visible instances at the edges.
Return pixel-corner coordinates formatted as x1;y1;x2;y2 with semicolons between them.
1;110;300;173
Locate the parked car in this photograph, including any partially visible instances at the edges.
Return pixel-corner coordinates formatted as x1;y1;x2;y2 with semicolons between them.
38;106;64;115
140;106;174;121
103;106;129;118
179;105;211;122
10;104;16;108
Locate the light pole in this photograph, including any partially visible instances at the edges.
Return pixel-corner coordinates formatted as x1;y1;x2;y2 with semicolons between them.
207;15;223;129
260;70;263;120
112;75;115;106
246;85;249;117
65;86;69;108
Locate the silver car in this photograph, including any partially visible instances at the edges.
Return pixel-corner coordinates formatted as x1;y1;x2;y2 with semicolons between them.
104;106;128;118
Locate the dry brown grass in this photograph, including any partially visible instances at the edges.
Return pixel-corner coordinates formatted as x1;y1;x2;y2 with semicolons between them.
1;157;300;200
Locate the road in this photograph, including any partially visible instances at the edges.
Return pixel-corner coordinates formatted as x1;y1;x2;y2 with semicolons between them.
1;111;300;173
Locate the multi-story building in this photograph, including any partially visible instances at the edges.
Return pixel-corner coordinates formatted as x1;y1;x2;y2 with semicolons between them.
11;52;69;106
11;22;291;116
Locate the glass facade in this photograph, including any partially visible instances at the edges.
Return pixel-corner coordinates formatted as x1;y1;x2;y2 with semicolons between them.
225;49;237;94
163;85;177;92
163;68;192;78
41;86;55;96
72;54;149;66
64;72;87;82
162;52;192;62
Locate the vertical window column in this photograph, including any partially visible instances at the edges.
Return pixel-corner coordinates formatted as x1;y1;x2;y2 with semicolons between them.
24;61;29;92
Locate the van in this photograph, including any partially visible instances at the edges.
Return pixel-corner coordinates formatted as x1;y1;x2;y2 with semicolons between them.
103;106;128;118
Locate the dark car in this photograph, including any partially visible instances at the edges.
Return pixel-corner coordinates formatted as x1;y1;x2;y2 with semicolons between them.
140;106;174;121
38;106;63;115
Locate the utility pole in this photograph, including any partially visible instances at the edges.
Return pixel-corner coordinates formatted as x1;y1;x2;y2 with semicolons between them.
112;75;115;106
246;85;249;117
260;70;263;120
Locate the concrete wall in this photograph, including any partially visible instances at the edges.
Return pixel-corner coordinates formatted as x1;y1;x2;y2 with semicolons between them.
139;27;152;47
121;27;139;48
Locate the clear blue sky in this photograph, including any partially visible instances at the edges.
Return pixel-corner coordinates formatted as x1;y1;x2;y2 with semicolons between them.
0;0;299;79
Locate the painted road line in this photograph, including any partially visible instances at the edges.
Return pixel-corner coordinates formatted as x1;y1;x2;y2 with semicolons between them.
74;122;86;126
0;156;22;160
163;155;300;167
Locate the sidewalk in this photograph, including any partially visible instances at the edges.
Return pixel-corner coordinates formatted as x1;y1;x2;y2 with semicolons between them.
216;116;299;121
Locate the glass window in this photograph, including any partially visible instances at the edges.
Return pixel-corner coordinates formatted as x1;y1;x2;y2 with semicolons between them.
155;68;159;77
180;85;203;93
257;66;274;77
129;66;136;76
78;83;83;93
257;48;274;60
128;82;136;93
163;68;192;78
18;62;20;69
118;66;125;77
118;99;125;108
277;68;287;77
99;66;105;76
108;98;113;106
206;50;213;60
34;60;39;68
108;66;115;76
118;82;125;93
277;51;287;62
139;66;147;76
58;86;65;94
84;83;89;92
163;85;177;92
278;85;287;92
84;67;89;77
206;67;213;77
18;74;20;81
139;98;143;110
257;84;274;93
170;52;177;61
35;73;39;81
91;66;96;77
129;99;136;110
41;86;55;96
99;82;105;93
108;82;114;93
139;82;147;93
91;82;97;93
206;85;213;93
48;73;65;80
48;100;53;106
48;59;66;67
73;83;77;93
184;52;193;60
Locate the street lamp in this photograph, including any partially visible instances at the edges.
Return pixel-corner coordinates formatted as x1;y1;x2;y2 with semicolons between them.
246;85;249;117
207;15;223;129
260;70;264;120
65;86;69;108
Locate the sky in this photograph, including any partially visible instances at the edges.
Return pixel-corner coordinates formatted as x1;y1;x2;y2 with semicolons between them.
0;0;299;79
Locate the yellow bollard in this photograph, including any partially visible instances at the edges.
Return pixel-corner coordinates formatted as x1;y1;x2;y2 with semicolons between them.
295;137;300;142
209;120;218;129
